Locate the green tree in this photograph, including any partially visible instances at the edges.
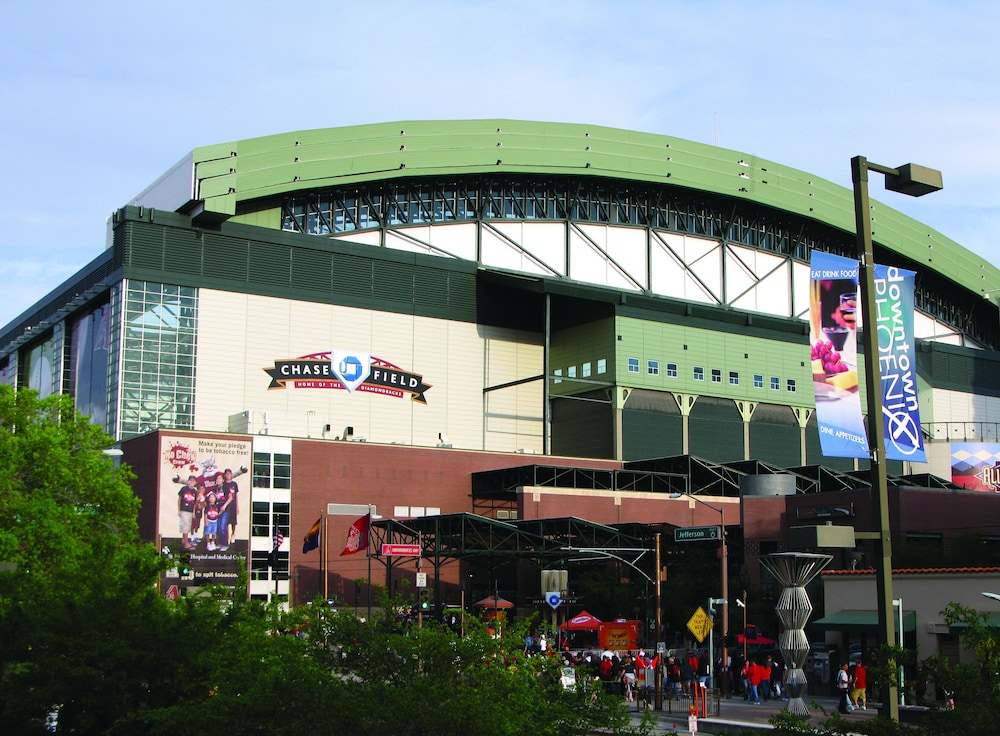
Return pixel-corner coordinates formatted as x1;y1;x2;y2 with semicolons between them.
0;386;643;735
0;386;166;732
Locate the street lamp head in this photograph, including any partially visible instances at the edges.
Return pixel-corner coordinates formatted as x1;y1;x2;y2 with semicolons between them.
883;163;943;198
736;598;746;608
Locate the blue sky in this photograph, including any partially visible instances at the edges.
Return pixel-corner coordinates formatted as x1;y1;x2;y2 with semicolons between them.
2;1;998;327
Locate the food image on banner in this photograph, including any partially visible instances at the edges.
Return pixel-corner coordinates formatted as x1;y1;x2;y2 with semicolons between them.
951;442;1000;492
158;436;253;594
809;251;867;458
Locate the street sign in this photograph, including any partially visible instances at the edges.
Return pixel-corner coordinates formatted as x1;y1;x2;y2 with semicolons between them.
674;525;721;542
545;591;562;610
687;606;714;643
416;572;427;587
381;543;421;556
165;584;179;601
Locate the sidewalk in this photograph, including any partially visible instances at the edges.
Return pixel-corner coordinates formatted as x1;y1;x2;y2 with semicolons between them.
627;692;880;734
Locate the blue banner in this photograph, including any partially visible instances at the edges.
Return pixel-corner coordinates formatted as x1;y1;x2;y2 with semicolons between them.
874;265;926;462
810;252;868;458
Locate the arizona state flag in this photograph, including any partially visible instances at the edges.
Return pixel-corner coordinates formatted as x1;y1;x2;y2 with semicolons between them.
340;513;371;556
302;517;321;553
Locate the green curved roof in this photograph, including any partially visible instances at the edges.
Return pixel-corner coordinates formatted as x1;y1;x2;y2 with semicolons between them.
188;119;998;295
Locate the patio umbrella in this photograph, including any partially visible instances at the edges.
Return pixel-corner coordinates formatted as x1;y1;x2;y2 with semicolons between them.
473;596;514;609
738;633;777;645
559;610;602;630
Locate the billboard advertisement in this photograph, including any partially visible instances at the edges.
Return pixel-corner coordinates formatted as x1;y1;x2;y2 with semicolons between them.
809;251;866;458
159;435;253;593
951;443;1000;492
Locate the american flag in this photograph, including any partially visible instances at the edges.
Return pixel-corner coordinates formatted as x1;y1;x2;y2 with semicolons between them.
272;531;284;552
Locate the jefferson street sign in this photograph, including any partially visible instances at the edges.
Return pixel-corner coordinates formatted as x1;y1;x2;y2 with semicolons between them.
674;525;721;542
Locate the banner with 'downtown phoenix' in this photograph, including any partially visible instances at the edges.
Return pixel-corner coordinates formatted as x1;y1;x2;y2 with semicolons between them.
873;264;925;463
809;252;925;463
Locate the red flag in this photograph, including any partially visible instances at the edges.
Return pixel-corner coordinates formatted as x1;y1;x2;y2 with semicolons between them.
340;513;371;556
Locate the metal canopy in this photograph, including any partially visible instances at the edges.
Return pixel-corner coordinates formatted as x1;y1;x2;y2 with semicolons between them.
370;513;657;567
470;455;965;502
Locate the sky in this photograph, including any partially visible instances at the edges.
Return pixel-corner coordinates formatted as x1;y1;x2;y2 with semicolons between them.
2;1;998;328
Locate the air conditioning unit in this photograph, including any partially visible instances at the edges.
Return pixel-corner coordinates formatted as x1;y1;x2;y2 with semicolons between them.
927;622;949;634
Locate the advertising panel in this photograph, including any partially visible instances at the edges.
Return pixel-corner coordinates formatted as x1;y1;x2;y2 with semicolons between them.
159;435;253;593
951;442;1000;492
809;251;866;458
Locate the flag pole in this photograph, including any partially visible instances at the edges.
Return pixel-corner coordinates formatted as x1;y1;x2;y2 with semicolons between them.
322;513;329;602
367;504;373;621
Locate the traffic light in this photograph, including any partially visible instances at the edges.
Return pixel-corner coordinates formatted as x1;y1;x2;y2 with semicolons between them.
418;588;430;611
179;553;192;578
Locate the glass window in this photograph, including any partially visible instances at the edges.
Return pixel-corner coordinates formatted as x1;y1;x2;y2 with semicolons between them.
597;359;607;374
647;360;659;376
711;369;722;383
786;378;796;392
667;363;678;378
754;374;764;389
729;371;739;385
693;366;704;381
567;366;577;378
582;362;591;378
770;376;780;390
553;368;562;384
628;358;640;374
117;281;198;439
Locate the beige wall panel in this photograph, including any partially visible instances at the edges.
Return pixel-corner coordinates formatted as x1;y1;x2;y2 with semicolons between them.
195;290;542;451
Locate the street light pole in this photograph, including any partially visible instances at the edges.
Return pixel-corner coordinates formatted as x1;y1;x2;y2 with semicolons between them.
851;155;942;721
654;532;663;711
671;492;729;692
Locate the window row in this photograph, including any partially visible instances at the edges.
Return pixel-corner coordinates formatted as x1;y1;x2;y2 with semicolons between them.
552;358;607;384
628;357;797;392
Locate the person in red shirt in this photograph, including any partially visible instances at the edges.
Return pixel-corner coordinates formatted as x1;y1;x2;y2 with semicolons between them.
747;659;763;704
851;661;867;710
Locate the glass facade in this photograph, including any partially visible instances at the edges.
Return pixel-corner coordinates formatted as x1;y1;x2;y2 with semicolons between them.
116;281;198;438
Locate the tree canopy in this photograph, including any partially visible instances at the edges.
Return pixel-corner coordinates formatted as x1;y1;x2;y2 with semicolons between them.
0;386;641;735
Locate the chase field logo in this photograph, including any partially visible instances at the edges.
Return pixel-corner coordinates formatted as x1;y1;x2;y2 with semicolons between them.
264;350;431;404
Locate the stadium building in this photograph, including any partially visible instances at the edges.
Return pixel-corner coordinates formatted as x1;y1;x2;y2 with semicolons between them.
3;121;1000;636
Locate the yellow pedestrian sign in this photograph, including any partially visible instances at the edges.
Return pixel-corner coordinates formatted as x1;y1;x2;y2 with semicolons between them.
687;606;714;644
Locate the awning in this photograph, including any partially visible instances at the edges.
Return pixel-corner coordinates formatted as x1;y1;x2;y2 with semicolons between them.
811;609;916;633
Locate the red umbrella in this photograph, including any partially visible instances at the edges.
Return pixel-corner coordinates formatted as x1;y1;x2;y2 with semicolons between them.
473;596;514;609
559;610;602;630
738;633;777;645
